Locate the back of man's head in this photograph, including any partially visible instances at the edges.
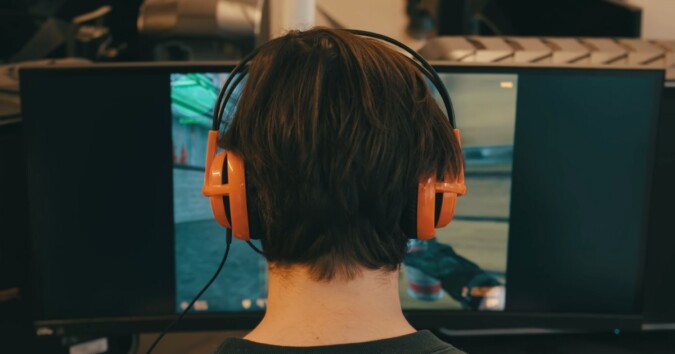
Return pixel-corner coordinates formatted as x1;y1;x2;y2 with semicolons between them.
221;28;462;281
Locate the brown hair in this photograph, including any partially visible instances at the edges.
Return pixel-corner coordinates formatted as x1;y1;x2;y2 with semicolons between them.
221;28;462;280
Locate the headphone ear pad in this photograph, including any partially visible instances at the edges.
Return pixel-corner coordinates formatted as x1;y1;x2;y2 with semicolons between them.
400;187;419;239
416;176;440;240
223;152;251;240
435;192;457;228
208;151;232;229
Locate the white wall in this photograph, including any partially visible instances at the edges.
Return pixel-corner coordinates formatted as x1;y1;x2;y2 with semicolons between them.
268;0;316;38
267;0;424;50
625;0;675;39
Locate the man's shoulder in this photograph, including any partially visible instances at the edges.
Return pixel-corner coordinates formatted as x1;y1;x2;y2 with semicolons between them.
213;330;466;354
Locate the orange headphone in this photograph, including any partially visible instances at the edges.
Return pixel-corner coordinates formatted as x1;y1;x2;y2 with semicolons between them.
202;30;466;242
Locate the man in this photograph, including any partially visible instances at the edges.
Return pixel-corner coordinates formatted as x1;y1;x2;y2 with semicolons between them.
215;28;466;353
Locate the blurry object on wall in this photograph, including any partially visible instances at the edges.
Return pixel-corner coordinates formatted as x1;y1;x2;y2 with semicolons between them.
406;0;435;39
266;0;315;41
7;17;69;63
138;0;263;60
434;0;642;38
67;6;120;60
3;1;137;63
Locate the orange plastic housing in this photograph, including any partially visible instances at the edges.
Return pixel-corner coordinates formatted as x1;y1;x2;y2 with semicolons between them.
202;130;251;240
416;129;467;240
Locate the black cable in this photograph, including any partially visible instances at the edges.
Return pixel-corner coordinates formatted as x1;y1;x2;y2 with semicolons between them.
213;49;260;131
246;240;265;256
146;229;233;354
215;66;250;131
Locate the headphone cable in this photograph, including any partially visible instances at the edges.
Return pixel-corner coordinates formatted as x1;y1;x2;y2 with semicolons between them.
146;229;233;354
246;240;265;256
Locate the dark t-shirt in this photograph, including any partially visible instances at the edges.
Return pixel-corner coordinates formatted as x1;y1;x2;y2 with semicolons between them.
213;330;466;354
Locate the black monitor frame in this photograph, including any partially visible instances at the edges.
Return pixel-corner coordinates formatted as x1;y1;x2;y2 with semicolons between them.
641;81;675;331
21;62;664;337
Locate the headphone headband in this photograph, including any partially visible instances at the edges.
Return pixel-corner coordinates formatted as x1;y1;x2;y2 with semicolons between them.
204;28;466;241
345;29;456;127
212;29;457;132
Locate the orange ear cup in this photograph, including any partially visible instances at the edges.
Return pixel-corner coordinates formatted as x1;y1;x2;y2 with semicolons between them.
225;152;250;240
417;174;440;240
416;129;467;240
202;130;251;241
208;151;231;229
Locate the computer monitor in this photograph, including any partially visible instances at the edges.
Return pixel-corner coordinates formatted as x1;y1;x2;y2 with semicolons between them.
20;63;663;336
641;82;675;330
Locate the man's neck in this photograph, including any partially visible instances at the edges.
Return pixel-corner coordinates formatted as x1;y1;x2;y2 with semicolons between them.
244;264;416;346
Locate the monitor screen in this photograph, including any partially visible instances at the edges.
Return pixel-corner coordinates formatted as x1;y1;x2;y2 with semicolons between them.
20;64;663;335
170;72;518;314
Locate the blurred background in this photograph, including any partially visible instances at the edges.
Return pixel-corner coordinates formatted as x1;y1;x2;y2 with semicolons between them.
0;0;674;65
